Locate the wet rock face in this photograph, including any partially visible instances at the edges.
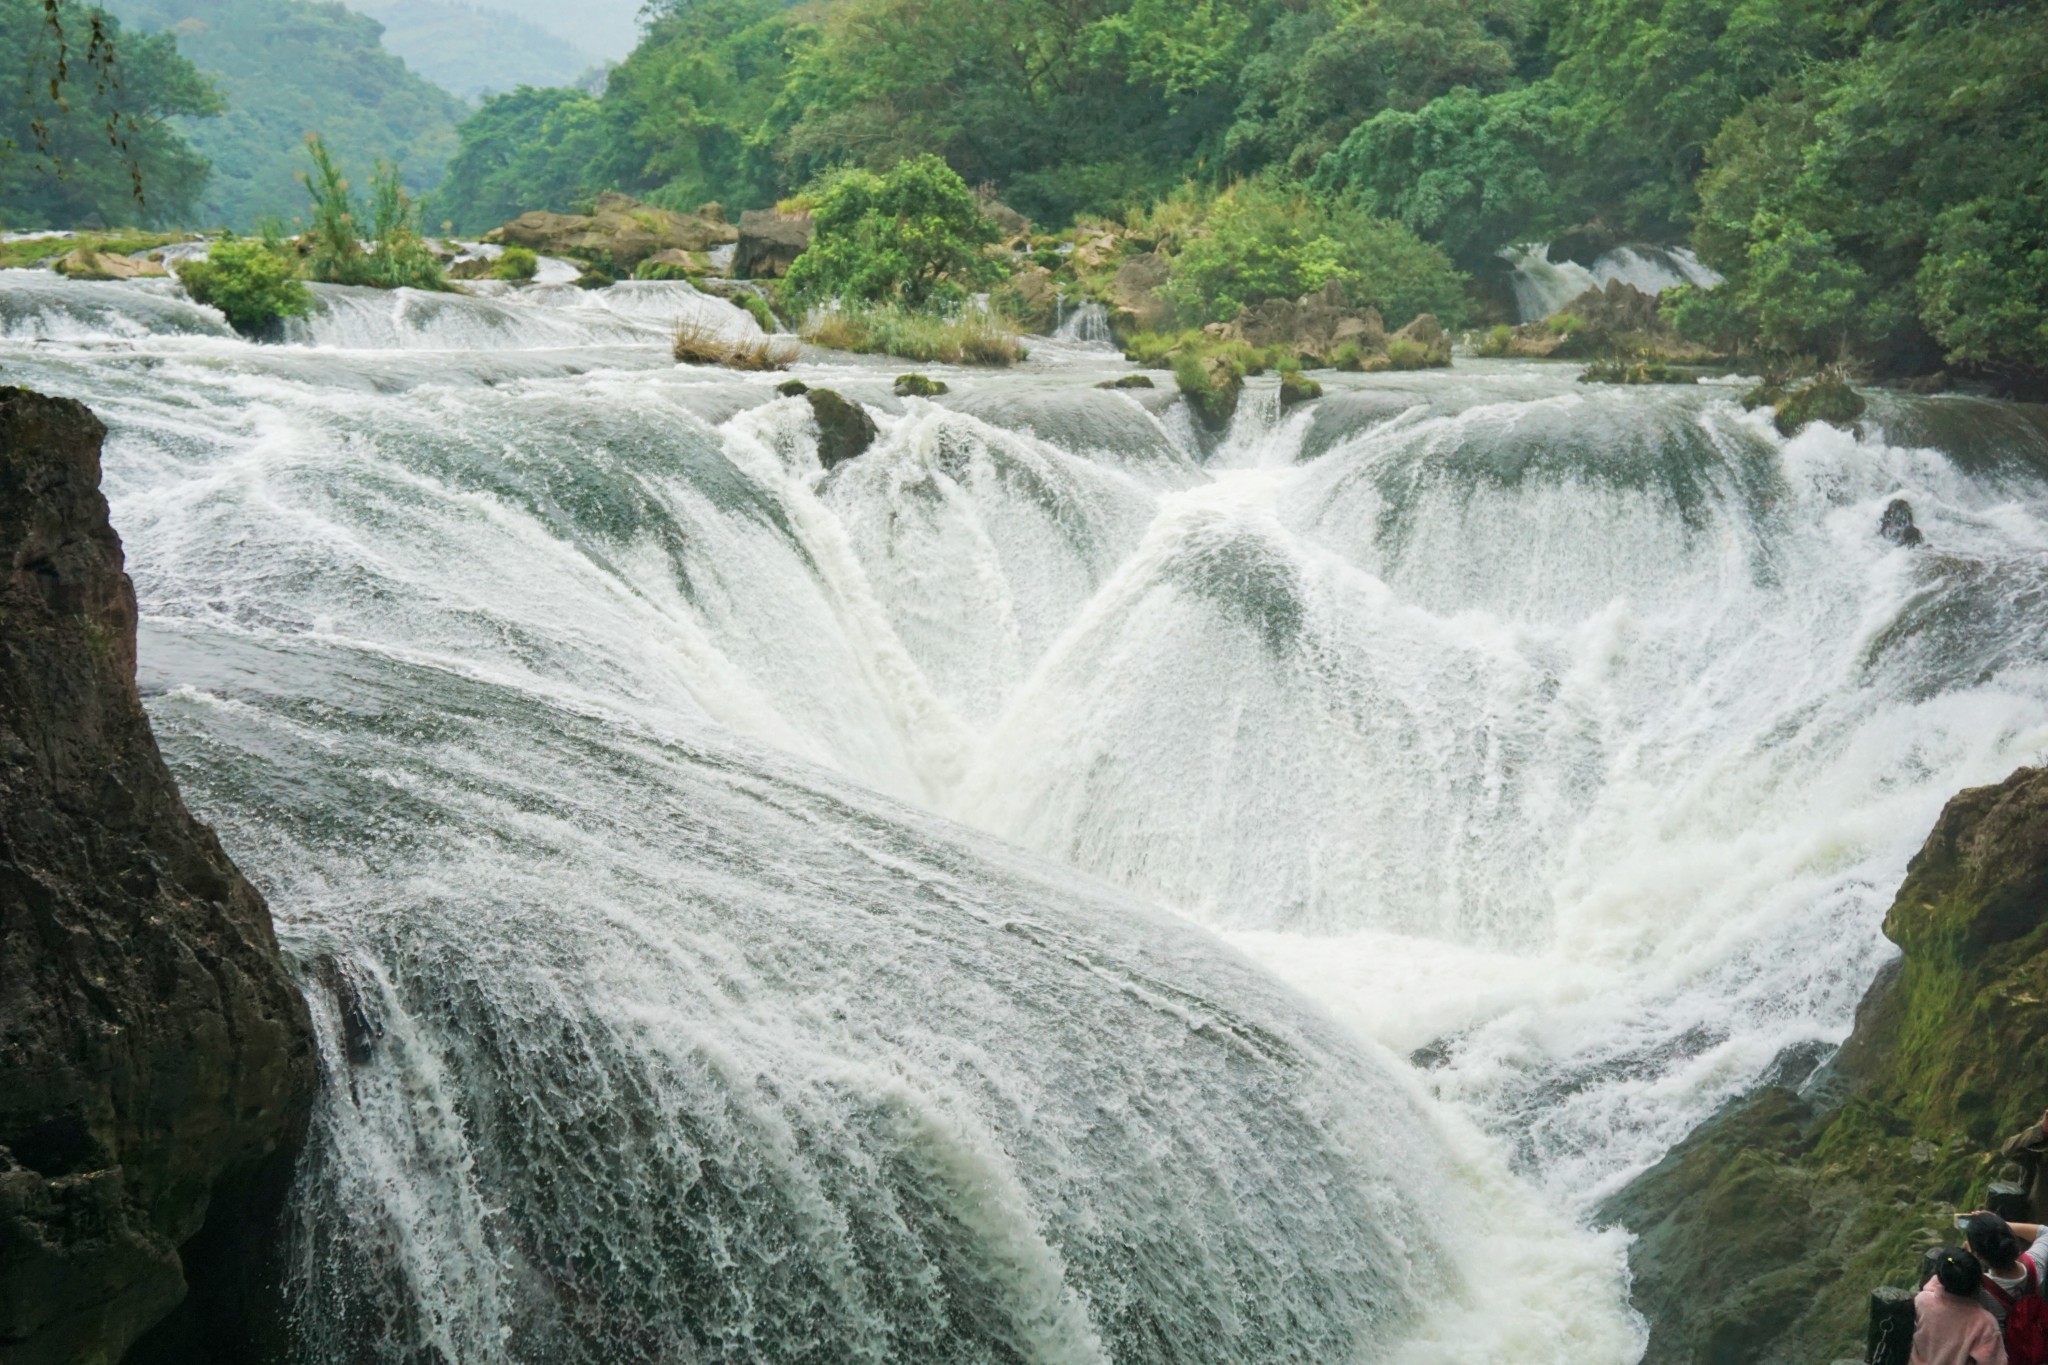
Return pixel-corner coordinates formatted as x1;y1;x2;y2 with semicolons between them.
1880;498;1926;547
734;209;813;280
803;388;878;469
1604;765;2048;1365
0;388;315;1365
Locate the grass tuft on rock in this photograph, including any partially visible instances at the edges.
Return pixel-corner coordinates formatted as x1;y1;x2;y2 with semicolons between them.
673;317;798;370
802;307;1025;366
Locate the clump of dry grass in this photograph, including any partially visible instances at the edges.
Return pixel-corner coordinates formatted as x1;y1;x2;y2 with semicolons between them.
801;306;1026;366
673;316;799;371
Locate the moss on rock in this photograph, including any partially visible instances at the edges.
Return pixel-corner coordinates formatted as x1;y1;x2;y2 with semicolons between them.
1603;766;2048;1364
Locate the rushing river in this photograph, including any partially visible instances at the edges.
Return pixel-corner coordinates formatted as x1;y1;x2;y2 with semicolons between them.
5;272;2047;1364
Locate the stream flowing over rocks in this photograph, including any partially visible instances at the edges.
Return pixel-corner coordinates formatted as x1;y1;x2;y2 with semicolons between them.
2;271;2046;1363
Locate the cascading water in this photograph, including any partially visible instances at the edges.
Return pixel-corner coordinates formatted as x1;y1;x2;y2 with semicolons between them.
5;268;2045;1363
1052;299;1113;346
1502;243;1724;321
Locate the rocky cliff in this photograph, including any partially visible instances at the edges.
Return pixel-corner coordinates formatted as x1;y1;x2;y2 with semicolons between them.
1605;765;2048;1363
0;388;315;1364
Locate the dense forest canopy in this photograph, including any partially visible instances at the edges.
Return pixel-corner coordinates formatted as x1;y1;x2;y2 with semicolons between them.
0;0;217;225
1;0;2041;386
428;0;2045;382
98;0;467;229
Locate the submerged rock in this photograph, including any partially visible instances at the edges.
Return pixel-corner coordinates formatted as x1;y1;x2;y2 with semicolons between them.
1097;373;1155;390
0;389;316;1364
1880;498;1926;547
734;209;813;280
804;388;878;468
1603;765;2048;1363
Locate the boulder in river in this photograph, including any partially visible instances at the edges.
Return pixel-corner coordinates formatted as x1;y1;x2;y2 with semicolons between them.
1231;281;1386;367
51;248;167;281
1601;764;2048;1363
804;388;878;468
734;209;813;280
485;192;735;272
1880;498;1925;547
0;388;316;1364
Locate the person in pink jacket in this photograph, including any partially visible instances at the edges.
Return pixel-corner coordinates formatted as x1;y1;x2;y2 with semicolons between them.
1915;1247;2009;1365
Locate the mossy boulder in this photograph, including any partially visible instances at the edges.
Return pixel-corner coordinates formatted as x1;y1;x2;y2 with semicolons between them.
1279;372;1324;407
1097;374;1155;390
486;192;734;272
1386;314;1452;368
804;388;878;468
1768;372;1867;436
894;373;949;398
1604;765;2048;1364
1173;348;1244;429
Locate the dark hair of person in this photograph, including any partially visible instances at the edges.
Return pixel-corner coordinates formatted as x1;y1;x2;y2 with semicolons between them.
1964;1214;2023;1268
1935;1247;1985;1297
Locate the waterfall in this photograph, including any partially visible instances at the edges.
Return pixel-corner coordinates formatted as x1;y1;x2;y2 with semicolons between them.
1053;299;1113;345
1502;243;1725;321
9;271;2046;1364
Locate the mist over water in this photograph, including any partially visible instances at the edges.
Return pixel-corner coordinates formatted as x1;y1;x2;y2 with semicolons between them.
6;271;2046;1362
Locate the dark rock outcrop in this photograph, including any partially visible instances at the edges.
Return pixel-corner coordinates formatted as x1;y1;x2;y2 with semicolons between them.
485;192;735;272
1880;498;1926;547
1278;372;1323;407
0;389;315;1365
1232;282;1386;368
803;388;877;468
734;210;813;280
1603;765;2048;1364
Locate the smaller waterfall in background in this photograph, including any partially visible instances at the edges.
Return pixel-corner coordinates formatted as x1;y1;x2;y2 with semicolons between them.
1054;299;1114;345
1503;243;1723;322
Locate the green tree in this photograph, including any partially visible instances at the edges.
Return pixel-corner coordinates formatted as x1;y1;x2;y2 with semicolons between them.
0;0;220;226
1312;83;1564;270
433;86;614;233
301;133;444;290
1161;182;1468;327
100;0;468;230
783;154;1003;312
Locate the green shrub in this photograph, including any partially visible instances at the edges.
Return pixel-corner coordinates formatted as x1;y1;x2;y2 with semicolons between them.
1172;347;1244;428
1384;337;1433;370
301;134;446;291
634;259;694;281
492;247;539;281
737;292;778;333
803;306;1025;366
1550;312;1585;337
1331;341;1366;371
784;155;1005;313
1159;182;1468;330
1477;324;1513;357
176;237;315;339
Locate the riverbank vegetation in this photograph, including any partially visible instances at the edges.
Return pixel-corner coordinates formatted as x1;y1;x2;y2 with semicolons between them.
4;0;2042;392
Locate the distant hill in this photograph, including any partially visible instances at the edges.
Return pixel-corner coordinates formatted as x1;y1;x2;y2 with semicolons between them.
457;0;643;60
102;0;469;231
347;0;599;99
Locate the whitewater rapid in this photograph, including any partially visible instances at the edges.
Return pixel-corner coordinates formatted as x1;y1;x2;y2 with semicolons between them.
6;271;2046;1362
